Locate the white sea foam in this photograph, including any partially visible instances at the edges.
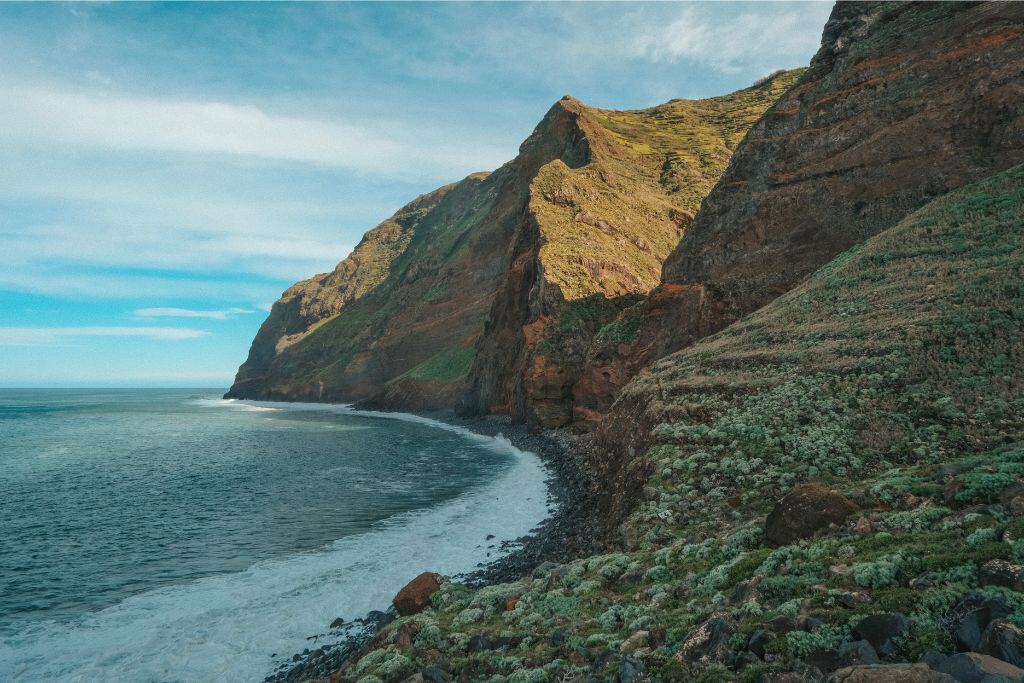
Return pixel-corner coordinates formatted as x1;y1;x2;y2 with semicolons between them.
0;402;552;682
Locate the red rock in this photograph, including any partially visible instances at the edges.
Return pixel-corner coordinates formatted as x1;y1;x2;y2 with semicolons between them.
392;572;441;617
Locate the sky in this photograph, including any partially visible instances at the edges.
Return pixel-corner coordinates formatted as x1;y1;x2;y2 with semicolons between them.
0;1;833;388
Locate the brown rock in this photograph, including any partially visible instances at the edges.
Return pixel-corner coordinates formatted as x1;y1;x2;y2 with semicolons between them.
394;619;420;647
1010;496;1024;517
827;663;955;682
854;516;873;536
505;595;520;612
979;560;1024;592
926;652;1024;683
980;619;1024;669
764;483;858;546
393;572;441;616
619;630;650;654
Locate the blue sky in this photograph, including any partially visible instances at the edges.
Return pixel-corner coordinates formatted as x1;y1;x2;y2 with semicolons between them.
0;1;833;388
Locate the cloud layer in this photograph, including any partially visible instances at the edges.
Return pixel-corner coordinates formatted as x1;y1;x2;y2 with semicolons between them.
134;307;254;320
0;326;209;346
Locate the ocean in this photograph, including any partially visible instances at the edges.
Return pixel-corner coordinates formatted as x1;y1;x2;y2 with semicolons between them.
0;389;551;681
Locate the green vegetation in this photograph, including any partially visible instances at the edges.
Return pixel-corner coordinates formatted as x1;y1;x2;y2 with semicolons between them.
527;70;803;381
532;70;804;303
341;165;1024;681
396;347;476;384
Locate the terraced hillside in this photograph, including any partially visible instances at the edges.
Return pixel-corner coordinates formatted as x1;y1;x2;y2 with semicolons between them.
330;165;1024;682
226;72;802;415
574;1;1024;427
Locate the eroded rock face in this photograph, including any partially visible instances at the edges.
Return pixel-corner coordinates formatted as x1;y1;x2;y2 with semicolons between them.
577;1;1024;428
764;483;858;546
392;572;440;617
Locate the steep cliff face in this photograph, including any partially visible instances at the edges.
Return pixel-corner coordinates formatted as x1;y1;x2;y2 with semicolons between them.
467;72;803;428
227;73;801;413
574;0;1024;426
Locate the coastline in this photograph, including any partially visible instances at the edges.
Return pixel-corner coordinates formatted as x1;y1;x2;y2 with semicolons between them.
267;412;605;682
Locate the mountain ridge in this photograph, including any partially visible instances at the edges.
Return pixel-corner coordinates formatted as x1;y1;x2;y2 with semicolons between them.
225;71;803;420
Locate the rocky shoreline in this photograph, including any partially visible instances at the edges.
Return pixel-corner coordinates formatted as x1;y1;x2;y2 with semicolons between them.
266;413;606;682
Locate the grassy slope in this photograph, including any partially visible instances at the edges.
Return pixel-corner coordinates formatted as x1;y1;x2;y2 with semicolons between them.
513;71;803;426
339;165;1024;681
260;172;498;394
532;70;804;303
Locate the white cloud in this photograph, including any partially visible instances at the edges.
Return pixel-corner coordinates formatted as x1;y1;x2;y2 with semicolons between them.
629;5;830;74
2;86;390;168
134;307;255;320
0;326;209;345
0;84;509;177
0;264;287;302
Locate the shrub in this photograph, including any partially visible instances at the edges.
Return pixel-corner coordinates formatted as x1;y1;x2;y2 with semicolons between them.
852;555;903;588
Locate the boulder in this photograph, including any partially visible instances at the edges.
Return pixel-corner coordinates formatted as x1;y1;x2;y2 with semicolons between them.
617;655;644;683
392;572;441;616
619;630;650;654
952;593;1012;651
748;629;775;660
394;619;420;647
980;560;1024;592
924;652;1024;683
807;640;879;672
467;634;493;652
980;619;1024;669
828;663;955;682
421;664;451;683
852;613;911;658
676;616;732;666
764;483;858;546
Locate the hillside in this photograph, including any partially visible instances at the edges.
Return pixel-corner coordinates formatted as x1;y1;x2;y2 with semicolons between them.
225;72;803;420
331;163;1024;682
573;1;1024;427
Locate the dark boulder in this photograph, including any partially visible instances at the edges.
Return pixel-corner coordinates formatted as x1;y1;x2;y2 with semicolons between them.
951;593;1011;651
852;613;911;658
467;634;493;652
980;560;1024;592
807;640;880;672
676;616;732;666
748;629;775;660
617;655;644;683
764;483;858;546
827;663;955;682
924;651;1024;682
421;664;450;683
980;619;1024;669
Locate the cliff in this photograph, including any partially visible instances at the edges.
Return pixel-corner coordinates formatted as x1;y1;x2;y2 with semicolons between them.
328;162;1024;682
226;72;802;415
573;0;1024;426
269;2;1024;681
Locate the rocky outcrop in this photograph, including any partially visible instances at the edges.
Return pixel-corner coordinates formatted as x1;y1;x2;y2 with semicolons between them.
575;1;1024;426
764;483;858;546
227;74;802;424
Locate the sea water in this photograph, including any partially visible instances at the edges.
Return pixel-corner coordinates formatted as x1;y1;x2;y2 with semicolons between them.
0;389;551;682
